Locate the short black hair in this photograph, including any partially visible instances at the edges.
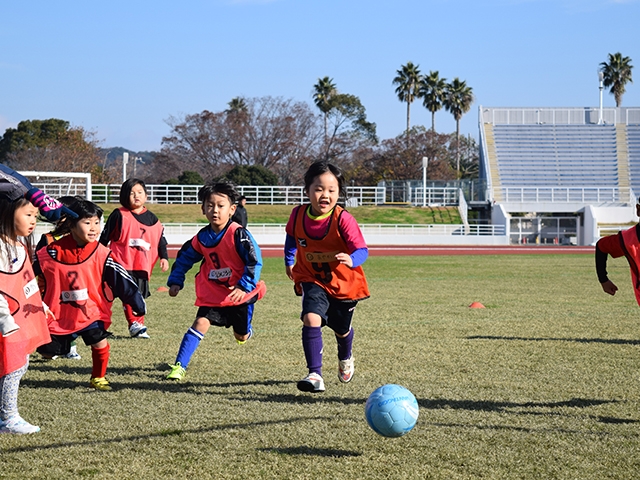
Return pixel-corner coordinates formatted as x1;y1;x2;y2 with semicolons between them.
303;161;346;198
119;178;147;208
53;199;103;237
198;182;240;205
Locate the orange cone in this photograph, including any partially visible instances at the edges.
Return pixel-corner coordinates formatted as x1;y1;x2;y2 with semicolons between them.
469;302;485;309
157;286;169;292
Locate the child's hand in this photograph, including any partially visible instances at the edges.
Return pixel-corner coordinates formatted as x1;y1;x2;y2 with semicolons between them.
160;259;169;272
335;252;353;268
285;265;294;281
227;286;246;304
169;285;181;297
601;280;618;296
44;305;56;322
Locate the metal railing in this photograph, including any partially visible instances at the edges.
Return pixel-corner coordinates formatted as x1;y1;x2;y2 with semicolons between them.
86;184;386;206
480;106;640;126
496;186;630;204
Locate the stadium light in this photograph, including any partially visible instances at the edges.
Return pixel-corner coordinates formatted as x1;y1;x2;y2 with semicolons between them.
422;157;428;207
598;71;604;125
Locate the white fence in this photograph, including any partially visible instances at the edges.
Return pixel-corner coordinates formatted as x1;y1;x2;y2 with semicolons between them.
496;186;632;204
480;106;640;126
161;222;507;247
73;184;386;206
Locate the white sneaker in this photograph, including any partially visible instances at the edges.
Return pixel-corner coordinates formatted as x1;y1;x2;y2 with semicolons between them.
0;415;40;434
338;356;355;383
64;345;82;360
129;321;149;338
297;372;325;393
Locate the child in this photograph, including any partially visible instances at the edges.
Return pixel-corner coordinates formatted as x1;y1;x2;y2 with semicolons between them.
596;199;640;301
35;196;82;360
166;182;265;381
100;178;169;339
34;200;146;391
284;161;370;393
0;195;52;434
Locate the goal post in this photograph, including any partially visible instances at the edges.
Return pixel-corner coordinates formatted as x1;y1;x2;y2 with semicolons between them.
19;171;92;201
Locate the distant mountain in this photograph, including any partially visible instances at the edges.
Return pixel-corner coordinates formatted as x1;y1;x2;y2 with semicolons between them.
99;147;156;166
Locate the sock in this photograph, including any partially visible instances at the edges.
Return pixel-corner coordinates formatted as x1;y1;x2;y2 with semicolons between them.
123;304;144;327
336;327;354;361
91;344;110;378
175;328;204;369
302;325;323;376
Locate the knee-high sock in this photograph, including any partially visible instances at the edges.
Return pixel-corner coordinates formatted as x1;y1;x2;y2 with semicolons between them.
302;326;323;376
336;327;354;361
175;328;204;369
123;303;144;327
0;357;28;420
91;344;110;378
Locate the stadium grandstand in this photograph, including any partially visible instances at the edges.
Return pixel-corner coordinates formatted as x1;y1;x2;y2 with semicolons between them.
479;106;640;245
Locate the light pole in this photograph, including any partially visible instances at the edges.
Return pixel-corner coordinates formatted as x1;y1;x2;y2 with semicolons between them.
422;156;428;207
598;71;604;125
122;152;129;183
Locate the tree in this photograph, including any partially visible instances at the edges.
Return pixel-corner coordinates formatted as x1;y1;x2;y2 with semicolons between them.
216;165;279;186
392;62;422;135
443;78;474;175
321;93;377;164
155;97;321;185
0;119;103;174
419;71;447;132
312;76;337;143
600;52;634;107
226;97;248;114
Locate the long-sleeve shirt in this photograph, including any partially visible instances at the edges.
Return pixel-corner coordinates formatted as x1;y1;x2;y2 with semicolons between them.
284;205;368;268
594;227;638;283
100;207;169;261
33;235;146;316
168;221;262;293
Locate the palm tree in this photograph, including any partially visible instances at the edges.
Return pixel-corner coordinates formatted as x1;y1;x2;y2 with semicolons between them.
600;52;634;107
392;62;422;135
443;78;474;174
419;70;447;132
226;97;248;114
313;76;337;143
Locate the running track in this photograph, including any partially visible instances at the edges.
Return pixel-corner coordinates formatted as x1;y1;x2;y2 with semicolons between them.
167;245;595;258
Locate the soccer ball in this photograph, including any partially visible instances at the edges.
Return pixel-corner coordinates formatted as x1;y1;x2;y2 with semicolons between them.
365;384;419;437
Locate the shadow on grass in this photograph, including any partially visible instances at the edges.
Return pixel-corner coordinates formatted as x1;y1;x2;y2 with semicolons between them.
418;397;616;412
2;416;332;454
257;446;361;458
467;335;640;345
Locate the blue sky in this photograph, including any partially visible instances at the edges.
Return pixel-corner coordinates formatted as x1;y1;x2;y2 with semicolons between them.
1;0;639;152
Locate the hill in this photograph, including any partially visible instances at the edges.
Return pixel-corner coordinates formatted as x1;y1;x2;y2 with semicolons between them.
97;204;462;224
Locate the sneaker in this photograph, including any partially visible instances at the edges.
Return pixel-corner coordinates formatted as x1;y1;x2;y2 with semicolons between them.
64;345;82;360
338;356;355;383
129;321;149;338
297;372;325;393
236;327;253;345
0;415;40;434
166;362;186;380
89;377;112;391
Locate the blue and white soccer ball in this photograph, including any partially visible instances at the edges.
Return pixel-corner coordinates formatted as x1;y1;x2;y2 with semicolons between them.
365;384;419;438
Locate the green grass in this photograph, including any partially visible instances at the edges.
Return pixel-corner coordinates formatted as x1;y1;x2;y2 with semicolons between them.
3;254;640;479
97;204;462;225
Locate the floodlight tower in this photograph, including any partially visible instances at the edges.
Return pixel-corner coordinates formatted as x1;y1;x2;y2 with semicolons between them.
422;157;428;207
598;71;604;125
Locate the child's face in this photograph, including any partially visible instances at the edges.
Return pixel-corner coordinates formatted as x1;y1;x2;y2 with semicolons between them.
129;184;148;211
70;216;101;246
202;193;236;233
307;171;340;216
14;202;39;237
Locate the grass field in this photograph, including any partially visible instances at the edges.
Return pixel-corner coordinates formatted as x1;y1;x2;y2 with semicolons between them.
2;254;640;479
97;204;462;225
